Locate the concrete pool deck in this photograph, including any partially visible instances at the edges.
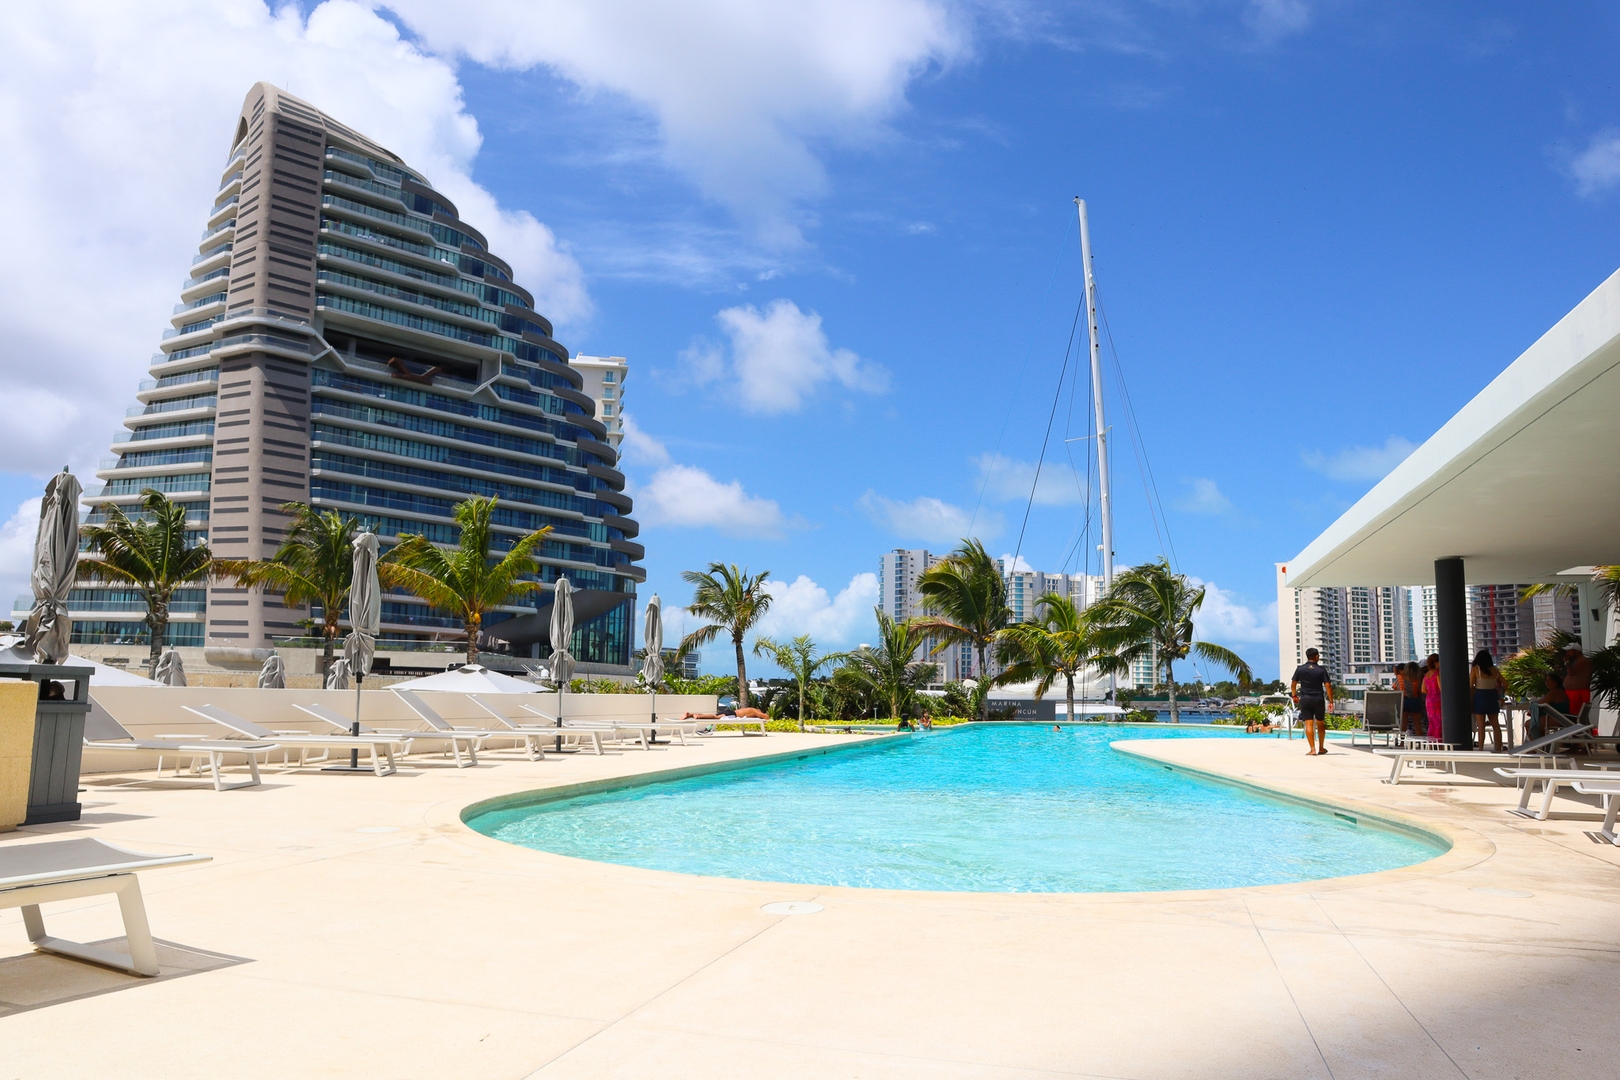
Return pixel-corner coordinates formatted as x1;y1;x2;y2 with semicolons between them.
2;730;1618;1078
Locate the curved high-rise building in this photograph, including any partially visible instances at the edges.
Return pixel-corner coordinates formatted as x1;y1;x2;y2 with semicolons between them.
80;84;644;669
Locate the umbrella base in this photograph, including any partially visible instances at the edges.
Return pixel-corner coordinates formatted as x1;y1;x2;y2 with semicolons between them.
320;765;378;774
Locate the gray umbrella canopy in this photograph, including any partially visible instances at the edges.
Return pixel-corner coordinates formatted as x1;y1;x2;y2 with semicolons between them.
23;470;83;664
324;657;351;690
548;576;576;687
344;532;380;680
154;647;187;686
641;594;663;691
256;653;286;689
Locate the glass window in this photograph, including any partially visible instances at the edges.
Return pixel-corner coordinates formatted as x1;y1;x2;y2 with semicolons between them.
602;371;615;383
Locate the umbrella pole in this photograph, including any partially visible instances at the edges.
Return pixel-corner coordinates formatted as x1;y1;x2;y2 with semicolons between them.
352;672;362;768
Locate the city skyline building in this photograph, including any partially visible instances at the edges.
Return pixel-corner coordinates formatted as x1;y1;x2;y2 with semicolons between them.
571;355;627;449
70;84;644;670
1277;565;1413;681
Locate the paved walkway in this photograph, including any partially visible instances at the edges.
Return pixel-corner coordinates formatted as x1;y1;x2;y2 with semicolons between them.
2;731;1617;1078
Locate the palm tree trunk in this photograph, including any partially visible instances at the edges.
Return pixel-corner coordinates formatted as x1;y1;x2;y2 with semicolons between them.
147;603;168;678
976;641;989;720
798;680;807;732
323;621;337;667
734;633;749;708
1166;659;1179;723
1066;672;1075;725
467;612;481;664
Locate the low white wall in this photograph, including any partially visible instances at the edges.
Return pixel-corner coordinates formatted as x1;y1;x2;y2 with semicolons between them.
83;687;719;774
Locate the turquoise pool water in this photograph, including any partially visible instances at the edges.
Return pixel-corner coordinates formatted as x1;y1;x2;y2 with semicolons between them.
468;725;1446;892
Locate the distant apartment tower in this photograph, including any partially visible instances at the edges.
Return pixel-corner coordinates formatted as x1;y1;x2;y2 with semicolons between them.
572;355;626;449
1467;584;1579;660
1277;565;1411;680
75;84;644;668
1411;585;1439;659
878;548;960;681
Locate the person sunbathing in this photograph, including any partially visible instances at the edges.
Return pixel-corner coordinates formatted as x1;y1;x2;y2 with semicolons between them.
680;706;768;720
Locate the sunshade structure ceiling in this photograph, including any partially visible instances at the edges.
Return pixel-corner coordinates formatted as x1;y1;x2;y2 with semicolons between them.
1284;269;1620;588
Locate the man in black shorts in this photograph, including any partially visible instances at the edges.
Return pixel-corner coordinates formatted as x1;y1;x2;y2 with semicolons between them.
1290;648;1334;755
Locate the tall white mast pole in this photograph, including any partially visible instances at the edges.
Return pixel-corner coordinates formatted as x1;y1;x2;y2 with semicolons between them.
1077;198;1116;701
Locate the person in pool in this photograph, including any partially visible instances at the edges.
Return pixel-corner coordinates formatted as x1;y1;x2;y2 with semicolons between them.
1290;648;1334;756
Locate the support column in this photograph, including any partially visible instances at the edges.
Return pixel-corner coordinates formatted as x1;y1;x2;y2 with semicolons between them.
1435;557;1472;749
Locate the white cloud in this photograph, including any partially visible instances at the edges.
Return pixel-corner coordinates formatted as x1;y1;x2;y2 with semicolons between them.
1191;580;1276;647
686;300;887;413
1244;0;1312;43
617;412;670;466
636;464;784;537
386;0;968;246
859;491;998;544
1175;477;1234;515
998;553;1034;573
1567;130;1620;197
755;572;880;645
0;0;588;478
0;499;42;625
1301;436;1416;482
972;453;1086;506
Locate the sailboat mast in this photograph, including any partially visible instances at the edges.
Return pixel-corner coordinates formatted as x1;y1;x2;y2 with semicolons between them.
1076;199;1113;596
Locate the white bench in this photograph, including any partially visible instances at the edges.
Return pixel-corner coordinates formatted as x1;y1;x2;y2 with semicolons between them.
1573;780;1620;843
0;838;208;976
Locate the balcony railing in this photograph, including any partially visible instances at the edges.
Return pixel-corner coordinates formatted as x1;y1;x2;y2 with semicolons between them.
192;241;232;266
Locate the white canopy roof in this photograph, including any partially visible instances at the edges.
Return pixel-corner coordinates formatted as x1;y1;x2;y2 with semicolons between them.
386;663;540;694
1284;268;1620;587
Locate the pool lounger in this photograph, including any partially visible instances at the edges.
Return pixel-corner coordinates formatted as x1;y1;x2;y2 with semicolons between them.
0;838;209;976
1572;779;1620;843
515;705;653;749
1374;748;1564;784
390;689;549;761
467;697;606;755
515;705;703;748
1495;766;1620;820
292;702;489;768
654;713;769;737
83;699;276;791
181;704;404;776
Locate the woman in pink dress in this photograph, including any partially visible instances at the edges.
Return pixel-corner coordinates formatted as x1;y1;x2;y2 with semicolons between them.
1422;654;1443;741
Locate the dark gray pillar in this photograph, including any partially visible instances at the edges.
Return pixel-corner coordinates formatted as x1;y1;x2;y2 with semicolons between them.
1435;557;1472;749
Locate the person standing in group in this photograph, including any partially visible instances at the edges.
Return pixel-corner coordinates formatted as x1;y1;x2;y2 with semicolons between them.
1398;661;1426;741
1422;654;1443;742
1563;645;1593;719
1470;650;1504;753
1290;648;1334;756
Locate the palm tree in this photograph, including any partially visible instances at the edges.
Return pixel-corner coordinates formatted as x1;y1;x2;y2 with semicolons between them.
215;503;358;668
996;592;1127;723
910;538;1011;719
679;562;772;708
79;488;215;677
754;634;845;731
380;496;549;663
1087;558;1253;723
842;608;937;720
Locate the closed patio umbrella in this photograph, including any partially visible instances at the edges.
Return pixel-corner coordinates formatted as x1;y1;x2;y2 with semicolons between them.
641;594;663;735
324;657;351;690
335;532;379;771
153;647;186;686
23;469;82;665
256;653;285;689
549;576;575;748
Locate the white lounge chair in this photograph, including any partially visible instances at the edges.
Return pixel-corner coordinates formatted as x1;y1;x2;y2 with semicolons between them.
1493;765;1620;820
653;711;769;737
466;696;605;755
390;689;549;760
1573;779;1620;843
292;702;487;768
83;699;275;791
0;838;209;976
516;704;702;749
181;704;403;776
1374;747;1567;784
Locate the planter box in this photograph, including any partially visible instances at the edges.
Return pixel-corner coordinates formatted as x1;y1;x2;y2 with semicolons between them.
0;658;94;826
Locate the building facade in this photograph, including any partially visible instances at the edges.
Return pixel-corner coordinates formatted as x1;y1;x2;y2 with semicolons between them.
1276;565;1412;681
76;84;644;669
571;355;626;449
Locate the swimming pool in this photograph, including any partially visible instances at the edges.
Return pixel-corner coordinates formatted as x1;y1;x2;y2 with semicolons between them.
467;725;1446;892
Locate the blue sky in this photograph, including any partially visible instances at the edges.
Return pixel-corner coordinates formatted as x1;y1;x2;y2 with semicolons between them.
4;1;1620;678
